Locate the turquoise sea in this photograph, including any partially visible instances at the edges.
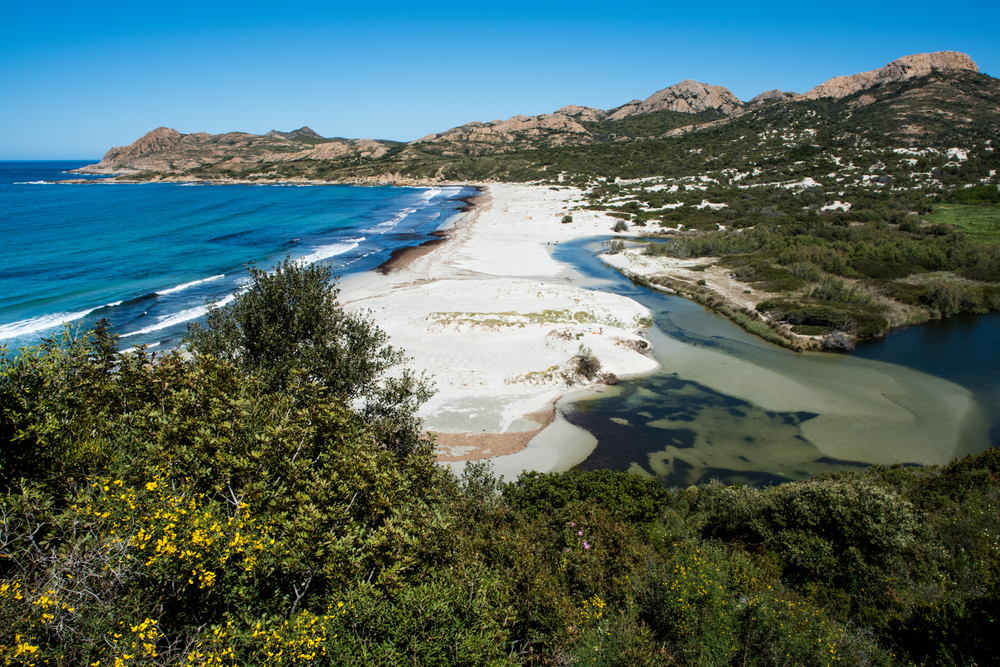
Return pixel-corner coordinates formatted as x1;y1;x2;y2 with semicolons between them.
0;161;477;352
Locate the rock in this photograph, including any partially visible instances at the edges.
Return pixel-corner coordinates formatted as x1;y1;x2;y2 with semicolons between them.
554;105;608;122
265;126;323;140
748;89;800;104
606;80;744;120
804;51;978;100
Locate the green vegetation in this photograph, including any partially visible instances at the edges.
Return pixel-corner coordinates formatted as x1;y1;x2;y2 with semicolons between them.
2;256;999;664
573;345;601;381
2;313;998;664
924;203;1000;244
581;109;725;140
640;209;1000;342
186;257;433;454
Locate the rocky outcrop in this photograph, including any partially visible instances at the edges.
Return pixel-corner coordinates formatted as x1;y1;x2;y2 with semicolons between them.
266;126;323;140
85;127;183;172
410;112;594;154
554;105;608;122
606;80;744;120
73;127;387;175
804;51;978;100
748;89;799;104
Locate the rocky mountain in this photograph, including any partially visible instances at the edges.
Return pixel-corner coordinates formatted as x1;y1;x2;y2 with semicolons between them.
265;126;323;140
804;51;979;100
606;80;744;120
75;51;993;183
78;128;391;176
748;89;799;105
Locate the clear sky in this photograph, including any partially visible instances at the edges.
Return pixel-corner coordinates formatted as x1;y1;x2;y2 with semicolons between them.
2;0;997;160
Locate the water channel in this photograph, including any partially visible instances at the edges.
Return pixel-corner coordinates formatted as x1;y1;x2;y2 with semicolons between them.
553;237;999;487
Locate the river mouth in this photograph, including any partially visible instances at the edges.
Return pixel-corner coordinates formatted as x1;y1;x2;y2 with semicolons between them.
552;237;998;486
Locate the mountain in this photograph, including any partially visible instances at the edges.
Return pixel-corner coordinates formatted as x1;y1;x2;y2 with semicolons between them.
74;51;995;184
264;126;323;140
605;80;744;119
803;51;979;100
78;128;394;176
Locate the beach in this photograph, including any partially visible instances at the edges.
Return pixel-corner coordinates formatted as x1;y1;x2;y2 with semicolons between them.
338;182;994;483
337;184;659;475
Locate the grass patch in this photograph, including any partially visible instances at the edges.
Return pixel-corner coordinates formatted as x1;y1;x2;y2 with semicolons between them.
791;324;830;336
720;255;805;292
924;204;1000;244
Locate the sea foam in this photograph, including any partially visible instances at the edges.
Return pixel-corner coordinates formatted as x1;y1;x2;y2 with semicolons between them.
157;274;225;296
0;308;98;340
122;294;237;338
299;238;366;264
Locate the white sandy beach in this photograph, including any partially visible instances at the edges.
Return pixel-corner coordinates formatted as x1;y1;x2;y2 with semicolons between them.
338;184;659;474
339;183;991;482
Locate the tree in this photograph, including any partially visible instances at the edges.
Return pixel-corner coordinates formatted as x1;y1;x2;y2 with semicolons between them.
186;256;434;454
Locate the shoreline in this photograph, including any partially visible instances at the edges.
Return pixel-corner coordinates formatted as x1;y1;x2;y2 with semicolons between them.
336;183;659;474
342;183;991;481
374;188;489;275
22;172;995;478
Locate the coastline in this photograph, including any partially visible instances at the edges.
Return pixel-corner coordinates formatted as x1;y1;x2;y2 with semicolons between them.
336;183;659;475
374;188;490;276
22;170;995;478
336;182;991;481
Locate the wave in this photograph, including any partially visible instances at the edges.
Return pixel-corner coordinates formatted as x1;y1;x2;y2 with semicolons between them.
299;237;366;264
419;187;443;203
121;294;237;338
157;274;225;296
120;341;161;355
367;207;416;234
0;307;98;340
14;181;53;185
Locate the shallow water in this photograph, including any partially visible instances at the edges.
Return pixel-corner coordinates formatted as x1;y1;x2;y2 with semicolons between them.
553;237;998;486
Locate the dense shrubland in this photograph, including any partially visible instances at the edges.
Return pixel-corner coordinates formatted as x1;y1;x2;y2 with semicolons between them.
2;261;998;666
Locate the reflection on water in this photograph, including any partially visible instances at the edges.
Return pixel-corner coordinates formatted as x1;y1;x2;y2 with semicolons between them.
565;374;868;488
552;237;998;485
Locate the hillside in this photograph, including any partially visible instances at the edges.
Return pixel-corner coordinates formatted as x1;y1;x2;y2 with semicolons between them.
2;293;998;666
74;51;991;184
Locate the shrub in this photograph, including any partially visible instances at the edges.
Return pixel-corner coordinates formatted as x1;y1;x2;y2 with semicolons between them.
696;479;919;611
601;239;625;255
186;256;434;454
504;468;674;524
573;345;601;380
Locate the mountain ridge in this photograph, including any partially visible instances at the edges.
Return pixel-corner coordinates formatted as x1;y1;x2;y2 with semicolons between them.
74;51;986;180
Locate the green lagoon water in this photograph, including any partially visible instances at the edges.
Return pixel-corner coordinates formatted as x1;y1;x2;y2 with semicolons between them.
553;237;999;487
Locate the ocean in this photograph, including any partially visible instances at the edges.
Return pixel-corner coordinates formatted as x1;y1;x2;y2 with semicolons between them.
0;161;477;352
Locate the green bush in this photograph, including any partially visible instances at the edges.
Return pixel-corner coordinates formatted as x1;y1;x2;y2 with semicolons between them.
696;479;919;610
504;468;674;525
186;256;434;454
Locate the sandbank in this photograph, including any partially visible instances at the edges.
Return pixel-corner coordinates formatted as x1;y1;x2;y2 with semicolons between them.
337;184;659;474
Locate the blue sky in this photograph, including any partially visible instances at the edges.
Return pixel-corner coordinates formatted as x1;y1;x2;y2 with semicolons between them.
2;1;997;159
